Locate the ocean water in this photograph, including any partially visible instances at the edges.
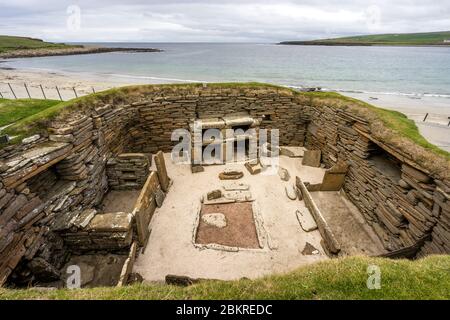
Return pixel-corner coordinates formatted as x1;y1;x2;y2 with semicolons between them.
4;43;450;98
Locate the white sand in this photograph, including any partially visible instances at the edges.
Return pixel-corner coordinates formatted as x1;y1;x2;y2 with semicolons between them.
134;153;328;282
344;92;450;152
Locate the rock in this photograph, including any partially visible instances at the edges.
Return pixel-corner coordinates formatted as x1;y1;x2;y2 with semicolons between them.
165;274;199;286
72;209;97;229
127;272;144;285
278;167;290;181
155;188;166;208
295;209;318;232
207;189;222;200
28;258;61;282
280;146;304;158
223;190;253;202
191;164;204;173
398;179;411;189
244;161;262;175
219;169;243;180
302;150;321;167
285;184;297;200
0;135;10;144
223;182;250;191
301;242;319;255
202;213;227;228
22;134;41;144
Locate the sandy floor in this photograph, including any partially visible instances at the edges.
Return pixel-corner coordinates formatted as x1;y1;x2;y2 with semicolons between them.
133;152;328;282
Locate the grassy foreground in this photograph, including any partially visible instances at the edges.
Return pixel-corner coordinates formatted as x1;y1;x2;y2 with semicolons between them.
0;98;60;128
0;255;448;300
280;31;450;46
0;35;75;54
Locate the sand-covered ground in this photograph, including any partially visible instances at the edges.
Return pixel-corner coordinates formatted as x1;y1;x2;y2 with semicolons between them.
1;67;449;151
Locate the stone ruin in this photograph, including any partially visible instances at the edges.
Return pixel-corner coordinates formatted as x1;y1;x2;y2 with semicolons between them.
0;84;448;287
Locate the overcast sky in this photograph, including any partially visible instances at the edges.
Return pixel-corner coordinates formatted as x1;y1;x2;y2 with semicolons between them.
1;0;449;42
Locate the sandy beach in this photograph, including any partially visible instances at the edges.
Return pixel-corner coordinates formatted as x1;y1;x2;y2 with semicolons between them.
1;67;449;152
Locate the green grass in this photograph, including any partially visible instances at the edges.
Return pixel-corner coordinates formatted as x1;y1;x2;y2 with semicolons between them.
280;31;450;46
0;255;448;300
0;35;77;54
0;98;60;128
301;91;450;160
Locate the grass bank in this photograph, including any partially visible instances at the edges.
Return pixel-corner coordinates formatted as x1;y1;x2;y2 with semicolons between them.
280;31;450;46
0;98;60;128
0;35;75;54
0;255;448;300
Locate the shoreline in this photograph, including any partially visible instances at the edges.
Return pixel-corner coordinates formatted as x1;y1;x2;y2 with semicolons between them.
1;66;449;152
0;46;162;59
278;42;450;47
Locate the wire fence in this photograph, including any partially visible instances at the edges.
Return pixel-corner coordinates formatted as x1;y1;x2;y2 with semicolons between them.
0;81;97;102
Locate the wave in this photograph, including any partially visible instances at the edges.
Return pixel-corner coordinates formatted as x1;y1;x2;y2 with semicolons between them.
287;85;450;99
104;73;205;83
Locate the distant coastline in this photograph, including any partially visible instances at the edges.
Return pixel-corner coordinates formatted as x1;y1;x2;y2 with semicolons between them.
279;30;450;47
0;35;162;59
0;46;162;59
278;41;450;47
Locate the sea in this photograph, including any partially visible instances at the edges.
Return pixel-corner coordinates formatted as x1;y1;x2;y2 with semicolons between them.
3;42;450;99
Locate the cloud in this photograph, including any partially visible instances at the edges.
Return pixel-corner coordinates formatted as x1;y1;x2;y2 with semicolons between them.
0;0;449;42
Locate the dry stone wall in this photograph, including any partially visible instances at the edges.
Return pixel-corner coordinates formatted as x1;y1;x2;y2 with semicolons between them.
0;84;448;287
304;104;449;256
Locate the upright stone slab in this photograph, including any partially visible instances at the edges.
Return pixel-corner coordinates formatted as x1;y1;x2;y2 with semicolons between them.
302;150;321;167
321;160;349;191
155;151;170;192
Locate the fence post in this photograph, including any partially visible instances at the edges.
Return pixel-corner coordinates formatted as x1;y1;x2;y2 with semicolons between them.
92;87;96;94
24;83;31;99
56;86;63;101
423;113;428;122
8;83;17;99
0;90;3;99
73;87;78;98
40;84;47;99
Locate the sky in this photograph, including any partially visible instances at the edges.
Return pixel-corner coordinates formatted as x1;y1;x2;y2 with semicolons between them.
0;0;449;42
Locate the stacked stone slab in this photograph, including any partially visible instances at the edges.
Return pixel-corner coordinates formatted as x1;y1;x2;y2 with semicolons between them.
106;153;151;190
304;105;449;255
56;210;133;253
130;87;309;154
0;84;449;287
0;102;136;285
